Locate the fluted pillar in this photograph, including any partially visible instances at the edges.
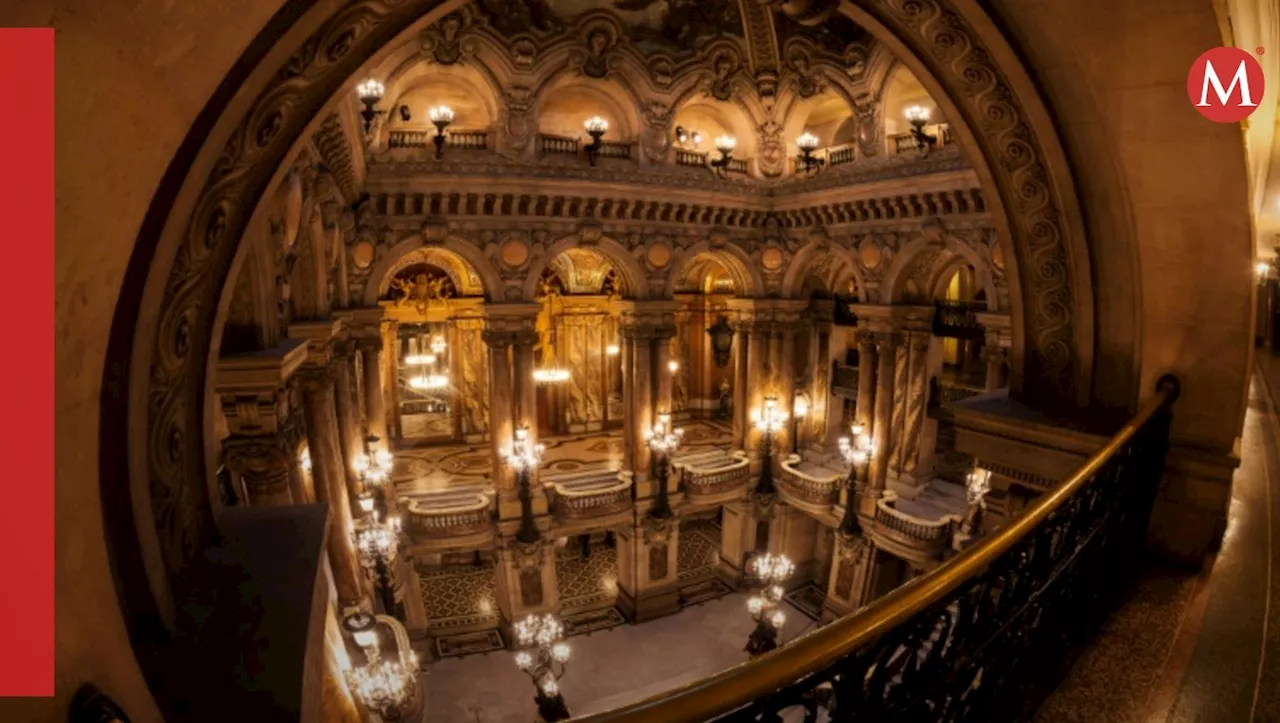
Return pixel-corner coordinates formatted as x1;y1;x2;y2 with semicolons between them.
869;332;897;492
622;333;638;472
807;320;832;452
331;340;363;495
777;327;797;452
629;327;654;479
299;364;364;606
357;338;388;444
484;330;515;494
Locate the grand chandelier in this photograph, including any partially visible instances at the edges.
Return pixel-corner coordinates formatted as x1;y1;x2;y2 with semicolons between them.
744;552;794;656
343;612;419;720
404;334;451;390
531;365;571;383
513;613;573;721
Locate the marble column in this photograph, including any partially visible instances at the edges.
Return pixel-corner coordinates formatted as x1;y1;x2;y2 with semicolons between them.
808;321;833;452
483;331;515;495
621;332;638;472
513;328;539;443
631;327;653;480
331;340;363;496
983;344;1009;392
777;327;797;453
869;332;897;492
731;322;751;450
746;323;770;456
298;363;365;606
855;331;878;433
357;338;388;445
655;326;675;415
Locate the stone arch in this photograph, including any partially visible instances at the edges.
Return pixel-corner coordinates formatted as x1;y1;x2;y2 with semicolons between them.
382;62;502;132
781;239;866;301
664;240;764;298
362;234;501;306
521;235;646;302
532;72;643;141
879;233;999;309
97;0;1097;691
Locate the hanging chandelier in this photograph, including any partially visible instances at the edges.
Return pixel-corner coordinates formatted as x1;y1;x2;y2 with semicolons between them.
532;366;571;384
408;373;449;390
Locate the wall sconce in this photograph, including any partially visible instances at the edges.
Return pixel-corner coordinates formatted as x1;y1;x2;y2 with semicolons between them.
429;105;455;159
1256;261;1271;282
668;359;680;374
355;78;411;138
905;105;937;153
709;134;736;175
606;343;620;356
584;116;608;166
796;132;823;175
675;125;702;148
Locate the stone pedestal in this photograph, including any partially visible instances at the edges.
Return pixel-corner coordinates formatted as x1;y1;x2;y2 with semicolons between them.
821;533;875;622
616;516;681;622
494;539;559;624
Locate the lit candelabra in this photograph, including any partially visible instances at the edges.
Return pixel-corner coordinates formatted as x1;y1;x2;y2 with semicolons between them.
355;435;395;517
513;613;573;722
644;411;684;519
744;553;794;656
751;396;788;495
354;509;404;619
961;466;992;536
837;423;874;535
503;426;544;544
342;611;419;722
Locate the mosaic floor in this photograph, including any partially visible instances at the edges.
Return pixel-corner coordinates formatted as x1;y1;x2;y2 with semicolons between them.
417;590;809;723
392;420;734;494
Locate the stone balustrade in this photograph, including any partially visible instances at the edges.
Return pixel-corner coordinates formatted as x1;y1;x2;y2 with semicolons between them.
672;449;751;496
778;454;844;507
400;487;495;540
870;490;962;563
544;469;635;520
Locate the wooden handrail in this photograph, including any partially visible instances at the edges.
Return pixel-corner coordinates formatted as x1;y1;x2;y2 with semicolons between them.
573;377;1179;722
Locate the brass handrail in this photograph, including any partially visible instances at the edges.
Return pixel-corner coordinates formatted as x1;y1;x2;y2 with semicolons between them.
573;379;1178;722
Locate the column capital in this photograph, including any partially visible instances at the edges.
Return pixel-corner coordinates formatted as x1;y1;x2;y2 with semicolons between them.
222;432;299;497
482;329;518;350
295;361;339;395
980;345;1009;364
355;336;383;355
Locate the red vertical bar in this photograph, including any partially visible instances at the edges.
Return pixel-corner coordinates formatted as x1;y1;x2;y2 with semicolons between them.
0;28;54;696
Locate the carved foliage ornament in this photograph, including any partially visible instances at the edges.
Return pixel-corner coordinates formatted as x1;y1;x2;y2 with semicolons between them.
126;0;1081;632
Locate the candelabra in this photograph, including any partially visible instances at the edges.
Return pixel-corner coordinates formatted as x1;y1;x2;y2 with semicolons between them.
354;510;404;619
796;131;824;175
837;423;874;535
503;426;544;544
744;553;794;656
512;614;573;722
644;411;684;519
354;78;410;138
709;134;736;175
751;396;787;495
428;105;454;159
905;105;937;153
583;116;608;166
355;434;395;518
342;612;419;722
961;466;991;536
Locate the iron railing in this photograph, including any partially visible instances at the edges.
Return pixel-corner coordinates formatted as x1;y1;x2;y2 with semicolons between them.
933;300;987;339
573;377;1179;723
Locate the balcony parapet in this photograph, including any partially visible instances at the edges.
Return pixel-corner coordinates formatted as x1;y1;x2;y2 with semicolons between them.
778;454;844;509
869;490;962;565
400;486;494;541
673;449;750;498
544;469;635;521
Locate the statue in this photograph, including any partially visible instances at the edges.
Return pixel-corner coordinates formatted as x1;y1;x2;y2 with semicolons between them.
717;378;732;420
389;272;452;314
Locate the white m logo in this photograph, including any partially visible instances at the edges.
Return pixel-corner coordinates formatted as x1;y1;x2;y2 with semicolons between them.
1197;59;1258;107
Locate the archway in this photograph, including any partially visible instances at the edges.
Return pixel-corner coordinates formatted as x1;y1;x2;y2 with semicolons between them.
97;0;1096;709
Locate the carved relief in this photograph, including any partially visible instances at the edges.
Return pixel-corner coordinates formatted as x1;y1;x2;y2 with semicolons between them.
419;11;474;65
519;565;544;607
834;556;854;599
648;542;669;581
757;120;785;177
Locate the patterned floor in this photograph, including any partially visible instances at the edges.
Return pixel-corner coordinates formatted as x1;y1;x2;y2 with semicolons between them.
393;420;734;493
677;518;721;581
418;562;502;631
555;544;619;612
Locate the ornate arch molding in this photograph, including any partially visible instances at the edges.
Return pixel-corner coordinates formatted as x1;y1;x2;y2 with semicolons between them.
664;238;765;298
878;231;999;307
833;0;1092;406
520;233;648;302
362;233;498;305
780;238;867;300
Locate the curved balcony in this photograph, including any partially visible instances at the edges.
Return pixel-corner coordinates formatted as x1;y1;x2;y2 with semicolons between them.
400;487;494;541
672;449;750;498
544;469;635;521
869;490;962;564
778;454;845;511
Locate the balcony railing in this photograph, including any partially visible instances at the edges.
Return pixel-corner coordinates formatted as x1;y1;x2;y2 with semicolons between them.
544;469;634;520
673;449;751;496
933;300;987;339
386;128;489;151
870;491;960;561
890;123;954;155
675;148;708;168
573;376;1178;723
540;133;579;156
778;455;844;507
400;487;494;540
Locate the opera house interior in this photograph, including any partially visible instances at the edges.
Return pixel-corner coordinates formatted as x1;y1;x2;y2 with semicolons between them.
29;0;1280;721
